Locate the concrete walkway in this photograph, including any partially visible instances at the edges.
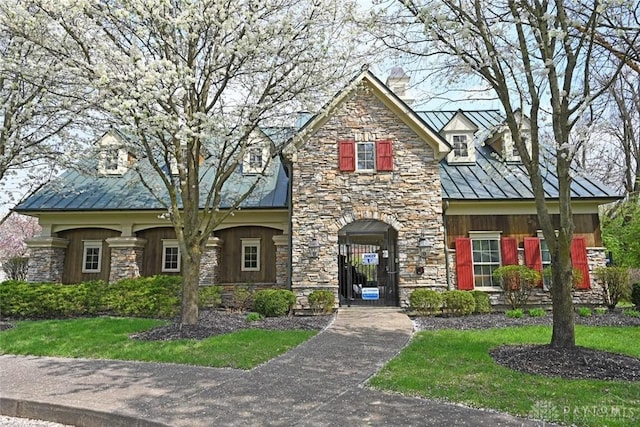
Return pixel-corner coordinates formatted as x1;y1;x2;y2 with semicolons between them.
1;308;543;426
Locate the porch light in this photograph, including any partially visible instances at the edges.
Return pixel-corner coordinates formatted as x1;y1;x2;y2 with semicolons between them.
418;234;433;258
308;236;320;258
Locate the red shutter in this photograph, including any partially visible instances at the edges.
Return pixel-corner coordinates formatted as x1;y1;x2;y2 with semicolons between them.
571;237;591;289
455;238;474;290
376;139;393;171
338;140;355;171
501;237;518;265
524;237;543;288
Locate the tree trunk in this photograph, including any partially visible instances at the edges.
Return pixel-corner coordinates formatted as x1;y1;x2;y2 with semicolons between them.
549;236;576;348
180;242;202;326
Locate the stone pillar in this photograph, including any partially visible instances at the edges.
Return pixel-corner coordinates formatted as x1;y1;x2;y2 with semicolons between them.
200;237;223;285
273;234;289;287
106;237;147;283
25;237;69;283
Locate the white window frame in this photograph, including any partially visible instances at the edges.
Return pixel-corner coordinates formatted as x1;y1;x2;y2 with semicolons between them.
446;132;476;164
82;240;102;273
452;135;469;157
356;141;375;171
469;231;502;289
241;238;261;272
243;146;269;175
162;240;181;273
99;148;128;175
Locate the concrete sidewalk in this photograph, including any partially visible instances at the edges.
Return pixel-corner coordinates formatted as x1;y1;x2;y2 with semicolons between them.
1;308;543;426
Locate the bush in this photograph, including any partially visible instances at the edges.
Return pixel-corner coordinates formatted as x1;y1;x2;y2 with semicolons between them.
104;275;182;318
442;290;475;316
470;291;491;314
594;307;608;315
199;285;222;309
231;285;255;312
409;289;443;316
2;257;29;281
493;265;541;309
623;308;640;318
308;290;335;314
528;308;546;317
246;312;263;322
632;283;640;308
253;289;296;317
542;266;583;290
594;267;631;309
506;308;524;318
577;307;592;317
0;280;107;318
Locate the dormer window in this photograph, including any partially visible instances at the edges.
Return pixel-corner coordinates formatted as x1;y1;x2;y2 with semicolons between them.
99;147;131;175
452;135;469;157
442;111;477;164
105;149;119;171
243;145;269;175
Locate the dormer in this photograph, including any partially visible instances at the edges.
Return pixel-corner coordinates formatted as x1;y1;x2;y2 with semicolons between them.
486;112;532;162
243;130;272;175
97;131;136;175
443;111;478;164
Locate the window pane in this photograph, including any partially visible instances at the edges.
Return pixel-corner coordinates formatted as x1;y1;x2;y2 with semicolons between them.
472;238;500;287
244;246;258;269
85;247;100;270
164;247;179;270
357;142;375;170
453;135;468;157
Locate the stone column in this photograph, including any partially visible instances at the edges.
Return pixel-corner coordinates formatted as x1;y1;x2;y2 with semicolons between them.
200;237;223;285
106;237;147;283
272;234;289;287
25;237;69;283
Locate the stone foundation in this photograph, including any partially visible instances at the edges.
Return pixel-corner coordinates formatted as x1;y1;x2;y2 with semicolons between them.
25;237;69;283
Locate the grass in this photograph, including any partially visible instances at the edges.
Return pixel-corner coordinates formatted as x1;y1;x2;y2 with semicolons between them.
0;317;317;369
369;326;640;427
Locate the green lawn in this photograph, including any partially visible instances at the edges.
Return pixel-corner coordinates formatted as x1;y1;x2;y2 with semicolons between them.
369;326;640;427
0;317;317;369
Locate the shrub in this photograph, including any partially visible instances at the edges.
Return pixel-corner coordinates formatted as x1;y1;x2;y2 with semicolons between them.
104;275;181;318
506;308;524;318
594;307;608;315
493;265;541;309
577;307;592;317
442;290;475;316
231;285;255;312
632;283;640;308
542;266;583;290
2;257;29;281
409;289;443;316
253;289;296;317
623;308;640;318
527;308;546;317
198;285;222;309
470;290;491;314
594;267;631;309
308;290;335;314
246;312;263;322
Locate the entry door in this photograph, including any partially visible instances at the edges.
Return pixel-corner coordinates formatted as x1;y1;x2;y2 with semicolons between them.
338;229;398;306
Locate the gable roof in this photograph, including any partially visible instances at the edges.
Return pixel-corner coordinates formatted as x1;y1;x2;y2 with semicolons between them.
285;69;451;160
421;110;621;201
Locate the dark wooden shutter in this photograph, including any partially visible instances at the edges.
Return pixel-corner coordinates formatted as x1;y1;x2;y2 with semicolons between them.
455;238;474;290
501;237;518;265
524;237;543;288
571;237;591;289
376;139;393;171
338;140;355;171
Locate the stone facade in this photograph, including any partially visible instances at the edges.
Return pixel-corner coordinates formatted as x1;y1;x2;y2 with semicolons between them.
272;234;290;287
288;82;447;309
199;237;223;285
106;237;146;283
25;237;69;283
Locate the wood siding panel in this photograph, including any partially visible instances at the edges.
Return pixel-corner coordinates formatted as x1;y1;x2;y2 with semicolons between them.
137;227;179;277
217;226;282;284
446;214;601;248
58;228;120;284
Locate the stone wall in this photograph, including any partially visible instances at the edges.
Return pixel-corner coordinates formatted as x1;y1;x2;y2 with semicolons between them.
200;237;223;285
272;234;289;287
25;237;69;283
106;238;146;283
289;82;447;309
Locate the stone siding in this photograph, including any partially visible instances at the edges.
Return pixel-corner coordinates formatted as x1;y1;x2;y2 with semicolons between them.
272;234;290;287
106;238;146;283
200;237;223;285
289;82;447;309
25;238;69;283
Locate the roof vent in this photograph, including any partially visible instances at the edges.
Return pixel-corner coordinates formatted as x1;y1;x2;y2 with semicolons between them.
385;67;414;106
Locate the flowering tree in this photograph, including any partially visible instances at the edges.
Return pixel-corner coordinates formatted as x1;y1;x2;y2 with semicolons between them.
0;212;41;280
3;0;364;325
373;0;635;348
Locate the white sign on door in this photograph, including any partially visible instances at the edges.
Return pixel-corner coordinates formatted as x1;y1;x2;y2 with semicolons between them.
361;253;379;265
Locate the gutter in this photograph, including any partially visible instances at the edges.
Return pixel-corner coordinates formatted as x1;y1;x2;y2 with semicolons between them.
442;200;452;290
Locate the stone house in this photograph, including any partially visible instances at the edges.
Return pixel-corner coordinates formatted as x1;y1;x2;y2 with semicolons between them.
16;69;620;309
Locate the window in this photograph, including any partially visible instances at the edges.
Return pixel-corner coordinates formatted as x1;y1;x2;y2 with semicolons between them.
452;135;468;157
105;149;119;171
243;146;268;174
162;240;180;272
82;241;102;273
471;238;501;287
356;142;375;171
241;238;260;271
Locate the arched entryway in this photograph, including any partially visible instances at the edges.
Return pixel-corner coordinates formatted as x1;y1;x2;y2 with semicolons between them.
338;220;398;306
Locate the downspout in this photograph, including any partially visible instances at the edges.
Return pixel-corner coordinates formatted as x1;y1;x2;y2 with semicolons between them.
286;161;294;290
442;200;452;290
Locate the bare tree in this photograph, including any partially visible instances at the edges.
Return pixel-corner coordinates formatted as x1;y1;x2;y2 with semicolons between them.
373;0;632;348
4;0;364;325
